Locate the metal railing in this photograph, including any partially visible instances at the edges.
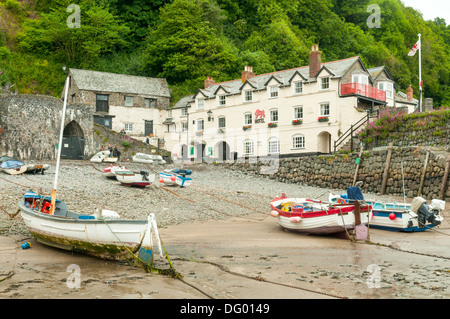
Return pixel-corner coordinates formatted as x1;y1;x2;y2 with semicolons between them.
341;83;387;102
333;110;379;153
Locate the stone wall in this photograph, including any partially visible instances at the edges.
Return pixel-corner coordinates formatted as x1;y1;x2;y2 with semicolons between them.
221;146;450;201
0;94;95;160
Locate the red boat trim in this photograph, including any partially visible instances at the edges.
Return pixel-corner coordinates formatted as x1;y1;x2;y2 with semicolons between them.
271;204;371;219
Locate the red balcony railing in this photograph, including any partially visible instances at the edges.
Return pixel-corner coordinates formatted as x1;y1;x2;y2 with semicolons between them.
341;83;386;102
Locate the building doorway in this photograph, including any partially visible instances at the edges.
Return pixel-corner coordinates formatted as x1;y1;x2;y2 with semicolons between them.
317;131;331;154
215;141;230;161
61;120;85;160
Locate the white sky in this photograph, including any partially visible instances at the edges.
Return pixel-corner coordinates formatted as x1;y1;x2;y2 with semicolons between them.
400;0;450;24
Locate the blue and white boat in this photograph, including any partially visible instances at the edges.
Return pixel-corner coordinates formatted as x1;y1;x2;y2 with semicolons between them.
329;189;444;232
1;159;27;175
159;168;192;187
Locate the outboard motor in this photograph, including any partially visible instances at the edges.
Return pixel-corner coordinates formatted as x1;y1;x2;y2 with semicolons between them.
411;197;441;227
140;170;149;181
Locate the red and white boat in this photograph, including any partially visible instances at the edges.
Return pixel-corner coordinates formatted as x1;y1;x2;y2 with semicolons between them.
103;164;126;178
270;194;371;235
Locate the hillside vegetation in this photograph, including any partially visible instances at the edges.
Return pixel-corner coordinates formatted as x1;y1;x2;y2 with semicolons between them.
0;0;449;106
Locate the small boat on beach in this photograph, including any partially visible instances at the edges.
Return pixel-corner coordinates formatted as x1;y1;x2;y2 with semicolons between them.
159;168;192;187
1;159;27;175
329;192;444;232
25;163;50;175
132;153;166;164
115;169;155;187
270;192;371;235
19;191;160;262
103;164;126;178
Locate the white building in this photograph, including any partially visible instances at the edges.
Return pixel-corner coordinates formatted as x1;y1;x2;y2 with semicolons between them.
163;45;401;161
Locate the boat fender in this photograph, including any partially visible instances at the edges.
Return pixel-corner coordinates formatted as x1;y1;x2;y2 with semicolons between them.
42;202;52;214
389;213;396;220
270;210;279;217
170;175;176;182
289;216;302;223
337;198;347;204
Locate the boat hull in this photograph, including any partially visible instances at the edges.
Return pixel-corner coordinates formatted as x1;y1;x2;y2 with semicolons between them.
103;165;126;178
270;197;370;235
19;200;148;261
159;172;192;187
26;164;50;174
3;165;27;175
115;169;155;187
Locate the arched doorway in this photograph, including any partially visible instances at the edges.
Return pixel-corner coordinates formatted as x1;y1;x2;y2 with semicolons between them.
317;131;331;154
180;144;188;161
61;121;85;159
195;142;206;161
215;141;230;161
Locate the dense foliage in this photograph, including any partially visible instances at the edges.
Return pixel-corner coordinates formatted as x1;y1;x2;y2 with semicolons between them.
0;0;449;106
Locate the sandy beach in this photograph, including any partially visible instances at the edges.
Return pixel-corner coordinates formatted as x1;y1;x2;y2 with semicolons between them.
1;161;449;303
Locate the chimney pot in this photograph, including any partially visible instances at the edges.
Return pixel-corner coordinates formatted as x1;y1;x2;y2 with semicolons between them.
242;65;255;83
204;76;215;89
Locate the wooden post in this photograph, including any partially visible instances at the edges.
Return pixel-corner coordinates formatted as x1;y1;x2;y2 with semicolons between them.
439;156;450;200
354;200;361;225
353;143;364;186
417;147;430;197
380;143;394;195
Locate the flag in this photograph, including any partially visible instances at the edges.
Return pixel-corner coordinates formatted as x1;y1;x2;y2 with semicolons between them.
408;41;419;56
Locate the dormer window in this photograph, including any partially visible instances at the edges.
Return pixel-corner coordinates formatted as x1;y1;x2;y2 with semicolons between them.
244;90;253;102
294;81;303;94
269;85;278;98
218;95;226;106
320;78;329;90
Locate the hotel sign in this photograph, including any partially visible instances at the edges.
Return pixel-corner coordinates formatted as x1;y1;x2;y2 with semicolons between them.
255;109;265;124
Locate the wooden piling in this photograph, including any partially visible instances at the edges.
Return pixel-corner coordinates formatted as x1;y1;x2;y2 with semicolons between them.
439;156;450;200
417;147;430;197
380;143;393;195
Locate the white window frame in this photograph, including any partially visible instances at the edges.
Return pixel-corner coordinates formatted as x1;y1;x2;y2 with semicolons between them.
181;122;188;132
197;98;204;110
270;109;278;122
197;119;204;131
124;123;133;133
244;90;253;102
218;95;226;107
218;116;226;128
168;124;176;133
268;137;280;154
320;102;330;117
293;106;303;119
145;98;157;107
244;112;253;125
378;81;394;99
243;140;254;155
167;109;172;118
269;85;278;98
292;134;305;149
124;96;134;107
294;81;303;94
320;77;330;90
181;107;187;116
352;74;369;86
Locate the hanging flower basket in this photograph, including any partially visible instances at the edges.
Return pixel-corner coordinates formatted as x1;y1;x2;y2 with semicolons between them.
292;119;302;125
243;125;252;131
268;122;277;128
318;116;329;122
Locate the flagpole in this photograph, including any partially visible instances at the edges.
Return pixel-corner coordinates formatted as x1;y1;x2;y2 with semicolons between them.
418;33;422;112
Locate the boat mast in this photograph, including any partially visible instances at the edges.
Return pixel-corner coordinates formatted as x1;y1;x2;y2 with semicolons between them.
50;72;70;214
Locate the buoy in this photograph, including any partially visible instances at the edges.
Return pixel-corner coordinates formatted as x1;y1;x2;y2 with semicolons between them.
289;216;302;223
159;179;164;183
270;210;279;217
389;213;396;220
170;176;176;182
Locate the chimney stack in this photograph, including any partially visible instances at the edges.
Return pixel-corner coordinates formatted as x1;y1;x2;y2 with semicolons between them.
242;65;255;83
406;84;413;101
309;44;321;79
204;76;215;89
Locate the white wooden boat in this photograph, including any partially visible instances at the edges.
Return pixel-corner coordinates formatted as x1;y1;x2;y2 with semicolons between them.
1;160;27;175
26;163;50;175
159;169;192;187
19;191;161;262
115;169;155;187
270;194;371;235
329;193;444;232
132;153;166;164
90;151;110;163
103;156;118;163
103;164;126;178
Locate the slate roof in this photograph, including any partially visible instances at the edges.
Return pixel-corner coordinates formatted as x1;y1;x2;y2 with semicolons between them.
194;56;363;100
69;69;171;97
